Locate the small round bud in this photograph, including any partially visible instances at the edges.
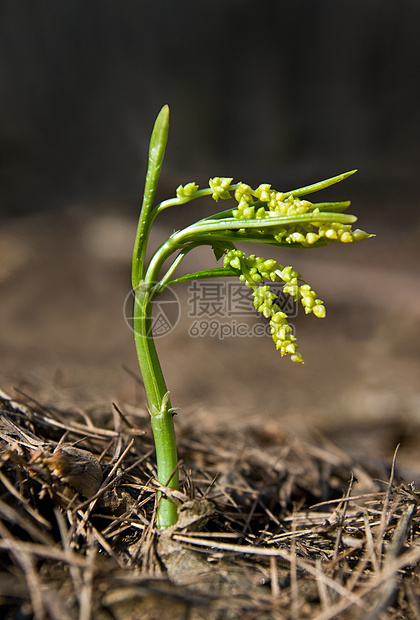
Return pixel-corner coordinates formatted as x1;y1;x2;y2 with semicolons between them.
340;231;354;243
313;304;326;318
291;353;304;364
353;228;373;241
306;232;320;245
244;206;255;219
325;229;338;240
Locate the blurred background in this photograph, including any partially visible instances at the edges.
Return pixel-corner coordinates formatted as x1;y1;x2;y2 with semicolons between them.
1;1;419;478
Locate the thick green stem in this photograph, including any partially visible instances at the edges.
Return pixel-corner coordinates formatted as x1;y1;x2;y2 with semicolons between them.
133;286;179;528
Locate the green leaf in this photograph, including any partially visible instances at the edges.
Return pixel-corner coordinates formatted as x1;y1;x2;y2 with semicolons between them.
283;170;357;198
311;201;351;212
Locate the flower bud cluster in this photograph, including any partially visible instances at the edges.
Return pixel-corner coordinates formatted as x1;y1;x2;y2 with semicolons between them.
254;185;313;217
224;251;325;316
273;221;372;247
232;182;267;220
231;182;313;221
316;223;372;244
253;284;302;361
274;227;320;246
223;249;325;362
175;178;372;251
208;177;234;201
218;180;372;248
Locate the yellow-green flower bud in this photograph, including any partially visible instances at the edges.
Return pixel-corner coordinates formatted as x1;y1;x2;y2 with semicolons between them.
287;231;306;244
306;232;320;245
283;283;299;298
340;231;354;243
325;228;339;240
313;304;326;318
243;206;255;219
254;184;271;202
234;183;253;203
302;297;315;309
176;182;199;198
209;177;233;201
353;229;373;241
291;353;304;364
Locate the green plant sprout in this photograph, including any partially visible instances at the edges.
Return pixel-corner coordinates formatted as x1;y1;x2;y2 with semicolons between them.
132;105;373;528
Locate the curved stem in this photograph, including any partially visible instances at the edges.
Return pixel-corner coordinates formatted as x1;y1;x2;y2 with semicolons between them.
133;286;179;528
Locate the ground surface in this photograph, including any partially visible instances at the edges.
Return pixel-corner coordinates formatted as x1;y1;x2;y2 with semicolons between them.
1;389;420;619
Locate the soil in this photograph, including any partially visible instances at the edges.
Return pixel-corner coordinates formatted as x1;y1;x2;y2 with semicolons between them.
0;201;420;618
1;389;419;619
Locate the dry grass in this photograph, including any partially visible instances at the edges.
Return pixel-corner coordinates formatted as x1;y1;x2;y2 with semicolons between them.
0;388;419;620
